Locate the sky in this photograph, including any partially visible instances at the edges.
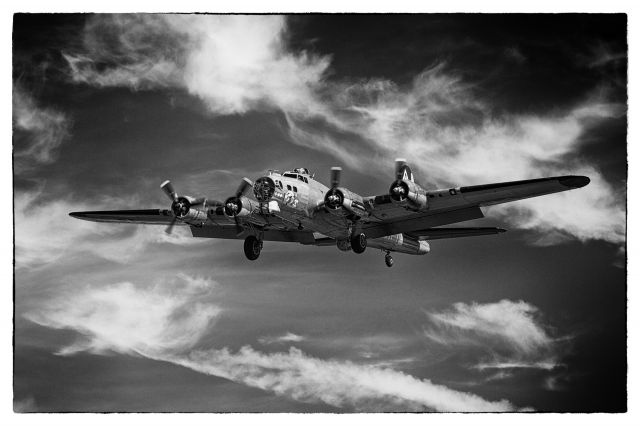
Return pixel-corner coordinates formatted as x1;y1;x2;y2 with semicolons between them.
12;13;627;413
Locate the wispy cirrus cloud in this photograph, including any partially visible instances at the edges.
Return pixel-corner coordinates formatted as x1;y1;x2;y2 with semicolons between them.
63;15;625;247
25;275;517;412
13;84;72;172
424;300;568;373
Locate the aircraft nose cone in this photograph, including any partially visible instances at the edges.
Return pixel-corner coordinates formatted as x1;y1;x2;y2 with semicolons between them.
559;175;590;189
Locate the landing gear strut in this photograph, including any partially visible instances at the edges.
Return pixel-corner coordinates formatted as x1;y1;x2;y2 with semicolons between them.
384;251;394;268
244;235;263;261
350;232;367;254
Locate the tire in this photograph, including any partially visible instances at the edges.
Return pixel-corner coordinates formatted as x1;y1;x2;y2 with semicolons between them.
350;232;367;254
385;255;394;268
244;236;262;260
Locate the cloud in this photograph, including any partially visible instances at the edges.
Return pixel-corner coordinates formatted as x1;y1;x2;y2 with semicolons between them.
25;276;517;412
258;332;306;345
63;15;625;246
14;189;202;269
25;274;220;356
423;300;567;373
175;346;513;412
425;300;553;354
64;15;330;116
13;84;72;172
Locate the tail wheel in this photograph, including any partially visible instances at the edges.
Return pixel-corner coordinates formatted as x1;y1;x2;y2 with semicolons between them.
385;254;394;268
351;232;367;254
244;236;262;261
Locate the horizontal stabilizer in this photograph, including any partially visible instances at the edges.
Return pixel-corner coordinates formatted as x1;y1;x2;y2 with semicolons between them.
407;227;506;241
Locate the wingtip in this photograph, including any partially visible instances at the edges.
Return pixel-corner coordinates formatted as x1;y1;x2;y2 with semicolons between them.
559;175;590;189
69;211;92;220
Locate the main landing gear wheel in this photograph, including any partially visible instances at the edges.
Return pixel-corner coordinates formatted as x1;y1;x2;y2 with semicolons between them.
385;253;394;268
244;235;262;261
350;232;367;254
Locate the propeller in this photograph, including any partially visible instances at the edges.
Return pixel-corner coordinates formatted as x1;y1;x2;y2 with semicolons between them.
330;167;341;189
160;180;206;234
324;167;344;209
223;178;254;235
394;158;407;181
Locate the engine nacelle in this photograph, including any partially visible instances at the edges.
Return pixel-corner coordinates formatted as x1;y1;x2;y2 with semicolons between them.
389;180;428;211
224;195;258;218
170;196;208;222
324;187;368;217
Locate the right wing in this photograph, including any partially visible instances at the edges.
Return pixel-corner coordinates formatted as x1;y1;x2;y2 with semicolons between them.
69;209;176;225
69;209;323;244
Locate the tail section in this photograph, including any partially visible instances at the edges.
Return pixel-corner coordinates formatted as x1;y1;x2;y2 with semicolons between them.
395;158;415;183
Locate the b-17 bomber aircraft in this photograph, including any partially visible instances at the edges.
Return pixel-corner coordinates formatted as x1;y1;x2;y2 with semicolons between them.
70;160;590;267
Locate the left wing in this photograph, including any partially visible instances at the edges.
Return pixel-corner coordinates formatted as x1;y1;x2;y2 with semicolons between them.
363;175;589;239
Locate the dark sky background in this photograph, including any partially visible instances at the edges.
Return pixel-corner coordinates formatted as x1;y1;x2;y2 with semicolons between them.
13;14;626;413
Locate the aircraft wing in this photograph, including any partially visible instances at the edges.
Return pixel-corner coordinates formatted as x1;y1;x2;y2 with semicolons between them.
69;209;321;244
363;175;589;239
69;209;176;225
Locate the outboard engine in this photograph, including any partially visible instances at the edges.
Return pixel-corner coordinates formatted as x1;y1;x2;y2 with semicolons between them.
389;159;428;211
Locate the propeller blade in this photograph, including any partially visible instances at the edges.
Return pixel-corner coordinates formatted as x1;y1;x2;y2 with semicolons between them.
234;215;243;236
395;159;407;181
236;178;254;198
330;167;341;189
165;216;178;235
161;180;178;202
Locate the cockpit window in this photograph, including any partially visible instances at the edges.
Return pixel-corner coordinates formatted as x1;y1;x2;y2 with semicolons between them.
283;173;296;178
293;186;298;192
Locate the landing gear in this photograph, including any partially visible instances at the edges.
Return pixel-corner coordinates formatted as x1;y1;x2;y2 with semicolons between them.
350;232;367;254
384;252;394;268
243;235;262;261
